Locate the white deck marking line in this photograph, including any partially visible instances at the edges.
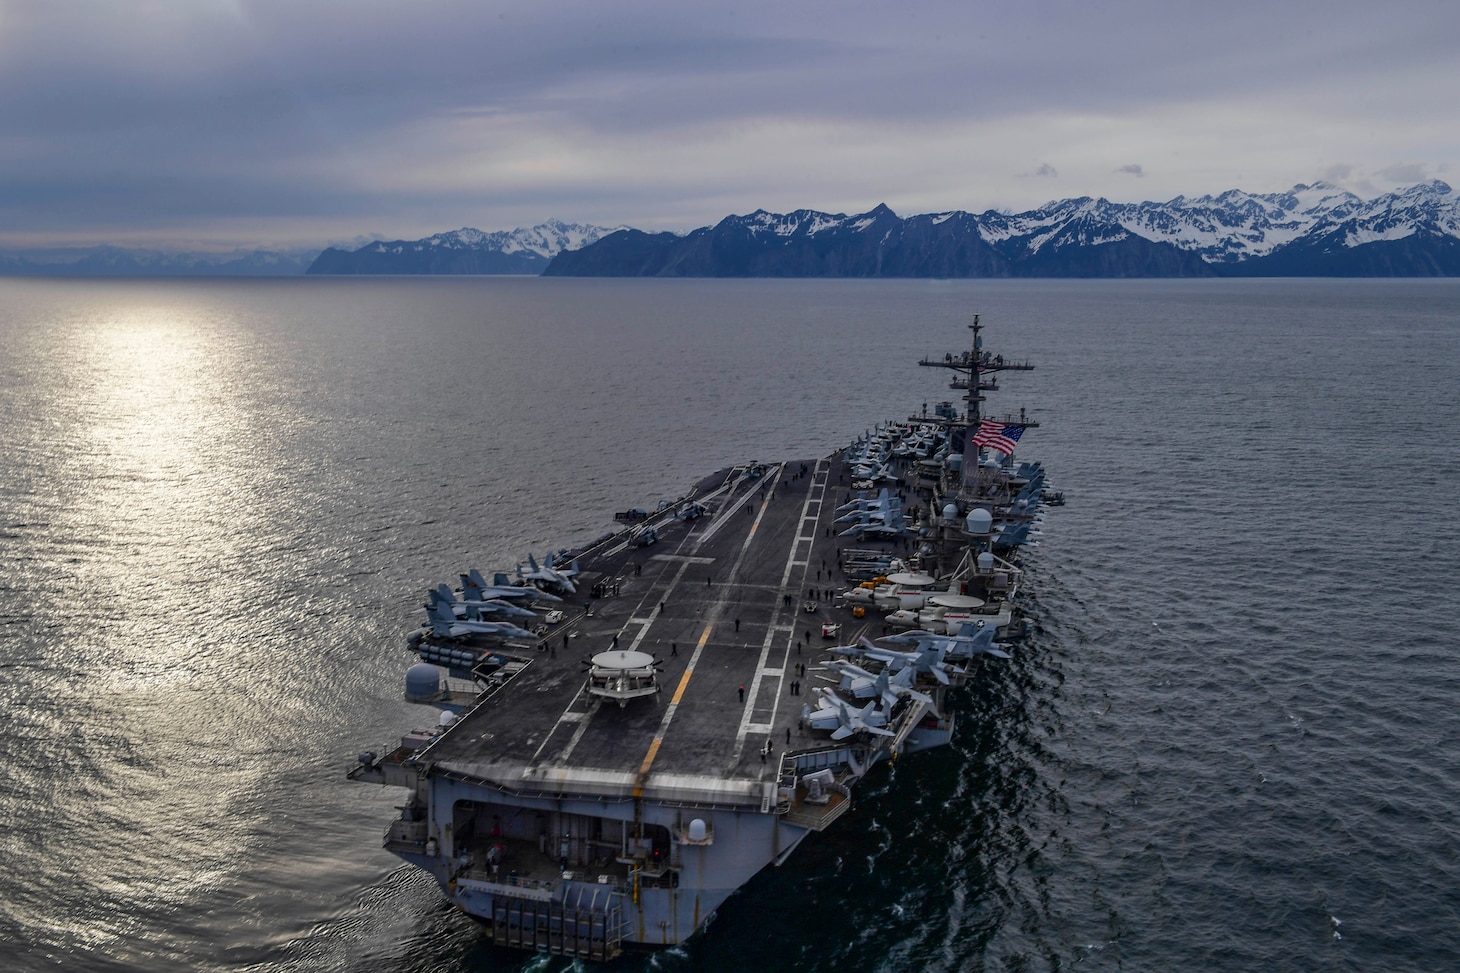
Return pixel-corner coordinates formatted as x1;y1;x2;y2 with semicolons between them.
624;611;658;654
539;468;777;771
539;556;697;766
633;465;787;787
733;607;792;760
735;456;832;754
552;701;602;764
691;474;769;546
780;469;826;588
734;457;833;759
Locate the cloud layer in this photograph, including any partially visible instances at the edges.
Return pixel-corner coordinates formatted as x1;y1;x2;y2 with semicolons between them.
1;0;1456;247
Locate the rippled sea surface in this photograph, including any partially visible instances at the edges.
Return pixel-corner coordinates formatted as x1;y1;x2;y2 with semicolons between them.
2;276;1458;972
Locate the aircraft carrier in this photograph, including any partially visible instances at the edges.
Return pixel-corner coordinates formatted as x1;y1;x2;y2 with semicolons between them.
350;317;1055;958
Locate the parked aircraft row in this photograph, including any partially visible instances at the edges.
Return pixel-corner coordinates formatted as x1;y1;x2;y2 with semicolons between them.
408;555;583;659
800;622;1012;742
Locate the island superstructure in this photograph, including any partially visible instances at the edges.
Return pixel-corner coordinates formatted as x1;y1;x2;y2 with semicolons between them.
350;316;1055;959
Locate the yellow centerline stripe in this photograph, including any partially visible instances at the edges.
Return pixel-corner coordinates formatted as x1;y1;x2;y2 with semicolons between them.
635;739;662;779
632;475;781;797
669;623;713;705
633;621;715;795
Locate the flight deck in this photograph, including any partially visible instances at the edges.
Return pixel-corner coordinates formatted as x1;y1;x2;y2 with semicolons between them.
423;452;883;798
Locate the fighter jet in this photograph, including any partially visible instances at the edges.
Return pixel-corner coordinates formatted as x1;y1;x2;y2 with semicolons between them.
428;585;536;621
872;667;938;713
988;521;1032;551
835;500;902;528
877;628;944;647
461;568;562;604
822;660;937;714
855;642;966;685
837;512;909;539
849;462;898;484
829;634;884;658
821;657;881;695
423;599;537;642
877;622;1011;661
938;622;1012;660
517;553;581;595
835;488;898;516
801;689;894;741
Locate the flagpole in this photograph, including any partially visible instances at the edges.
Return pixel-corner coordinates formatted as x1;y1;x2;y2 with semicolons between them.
961;314;983;496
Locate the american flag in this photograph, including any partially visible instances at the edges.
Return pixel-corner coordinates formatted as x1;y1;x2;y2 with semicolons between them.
972;420;1024;455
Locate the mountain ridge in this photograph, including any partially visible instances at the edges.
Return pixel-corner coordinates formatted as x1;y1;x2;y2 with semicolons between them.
6;184;1457;278
306;219;626;275
545;181;1460;278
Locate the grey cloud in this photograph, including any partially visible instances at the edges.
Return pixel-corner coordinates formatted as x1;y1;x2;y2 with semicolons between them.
1;0;1457;246
1117;164;1145;178
1377;163;1431;183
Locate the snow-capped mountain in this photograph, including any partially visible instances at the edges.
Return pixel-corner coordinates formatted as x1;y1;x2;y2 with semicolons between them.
545;182;1460;277
413;220;623;259
980;181;1441;264
307;220;625;275
8;187;1454;280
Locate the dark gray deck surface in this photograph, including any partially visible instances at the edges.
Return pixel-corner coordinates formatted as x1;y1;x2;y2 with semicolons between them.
426;453;905;785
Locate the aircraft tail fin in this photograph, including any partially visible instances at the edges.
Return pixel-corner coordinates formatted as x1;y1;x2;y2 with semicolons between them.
952;620;988;639
424;599;456;634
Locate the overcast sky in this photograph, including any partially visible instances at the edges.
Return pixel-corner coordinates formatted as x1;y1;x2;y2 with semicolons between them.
2;0;1456;249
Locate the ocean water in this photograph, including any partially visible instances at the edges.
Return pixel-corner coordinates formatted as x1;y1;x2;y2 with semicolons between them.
2;276;1458;972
